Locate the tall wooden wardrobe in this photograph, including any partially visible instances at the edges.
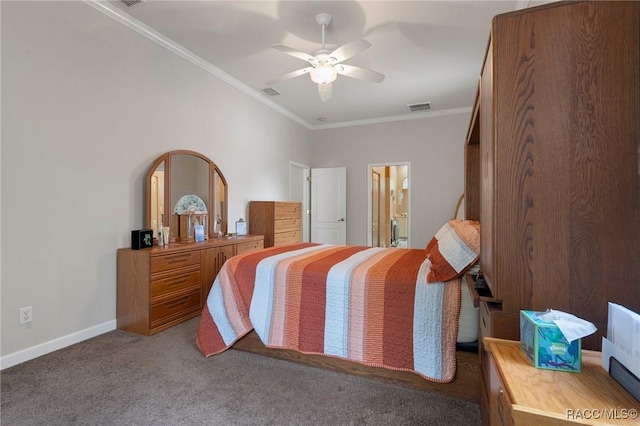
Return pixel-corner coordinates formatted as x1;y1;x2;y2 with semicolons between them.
466;2;640;423
466;0;639;351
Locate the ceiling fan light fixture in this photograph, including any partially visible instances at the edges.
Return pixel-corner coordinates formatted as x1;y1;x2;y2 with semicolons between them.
317;82;333;102
267;12;384;102
310;65;337;84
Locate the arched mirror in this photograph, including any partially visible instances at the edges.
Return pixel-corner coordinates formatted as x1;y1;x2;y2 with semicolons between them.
145;150;227;243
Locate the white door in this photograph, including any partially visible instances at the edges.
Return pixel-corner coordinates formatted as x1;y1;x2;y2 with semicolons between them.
289;161;310;242
311;167;346;244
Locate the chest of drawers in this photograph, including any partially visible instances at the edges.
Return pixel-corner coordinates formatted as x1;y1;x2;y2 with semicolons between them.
117;235;263;335
249;201;302;248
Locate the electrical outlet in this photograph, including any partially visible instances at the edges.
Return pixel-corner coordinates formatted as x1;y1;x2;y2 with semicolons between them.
19;306;32;325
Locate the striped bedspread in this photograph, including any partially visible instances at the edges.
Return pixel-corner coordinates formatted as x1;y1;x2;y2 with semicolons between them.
196;242;462;383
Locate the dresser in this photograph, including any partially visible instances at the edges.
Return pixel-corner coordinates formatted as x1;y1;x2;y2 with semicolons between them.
484;338;640;425
117;235;263;335
249;201;302;248
464;2;640;424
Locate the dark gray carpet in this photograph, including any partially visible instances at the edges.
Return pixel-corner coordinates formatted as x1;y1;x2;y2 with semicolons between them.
1;317;481;425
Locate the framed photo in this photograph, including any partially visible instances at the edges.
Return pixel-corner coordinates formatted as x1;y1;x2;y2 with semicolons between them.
194;225;205;242
236;219;247;236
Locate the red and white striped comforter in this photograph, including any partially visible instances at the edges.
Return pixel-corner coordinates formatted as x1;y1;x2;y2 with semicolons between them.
196;242;462;383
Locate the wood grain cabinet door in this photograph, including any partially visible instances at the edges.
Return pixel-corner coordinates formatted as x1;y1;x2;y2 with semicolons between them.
487;352;513;426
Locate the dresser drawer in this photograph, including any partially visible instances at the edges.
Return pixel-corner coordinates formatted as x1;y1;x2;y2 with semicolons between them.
151;250;200;274
275;203;301;220
150;290;200;328
274;230;301;246
151;268;200;298
236;239;264;255
274;218;301;233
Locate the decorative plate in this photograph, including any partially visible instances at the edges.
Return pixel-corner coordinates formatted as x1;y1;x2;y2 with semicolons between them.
173;194;208;214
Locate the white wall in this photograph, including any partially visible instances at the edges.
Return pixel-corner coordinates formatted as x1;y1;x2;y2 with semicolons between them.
0;2;311;364
1;2;468;367
310;114;468;248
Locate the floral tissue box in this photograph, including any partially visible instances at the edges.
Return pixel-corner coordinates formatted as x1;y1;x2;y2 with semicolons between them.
520;310;581;373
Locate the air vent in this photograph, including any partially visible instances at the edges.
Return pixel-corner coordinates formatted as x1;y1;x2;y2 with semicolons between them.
261;88;281;97
407;102;432;112
120;0;146;7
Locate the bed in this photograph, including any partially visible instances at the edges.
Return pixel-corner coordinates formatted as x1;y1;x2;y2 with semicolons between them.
196;220;481;402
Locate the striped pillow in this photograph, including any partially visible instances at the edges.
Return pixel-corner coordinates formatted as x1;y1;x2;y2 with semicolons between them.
426;219;480;283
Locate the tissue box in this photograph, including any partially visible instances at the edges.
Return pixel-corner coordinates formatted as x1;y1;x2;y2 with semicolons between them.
520;310;581;373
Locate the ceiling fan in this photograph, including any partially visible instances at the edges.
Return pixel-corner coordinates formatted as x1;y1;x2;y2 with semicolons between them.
266;13;385;102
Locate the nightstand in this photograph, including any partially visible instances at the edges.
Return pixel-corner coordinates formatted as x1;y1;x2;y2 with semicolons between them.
483;337;640;425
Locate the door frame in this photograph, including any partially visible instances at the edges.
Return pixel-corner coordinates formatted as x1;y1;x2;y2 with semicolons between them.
367;162;411;248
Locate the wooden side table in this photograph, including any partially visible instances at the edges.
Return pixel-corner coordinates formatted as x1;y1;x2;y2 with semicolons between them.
483;337;640;425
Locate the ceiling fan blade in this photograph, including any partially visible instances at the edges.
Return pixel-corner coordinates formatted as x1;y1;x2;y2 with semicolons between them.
272;45;316;64
266;67;313;86
328;39;371;63
335;64;385;83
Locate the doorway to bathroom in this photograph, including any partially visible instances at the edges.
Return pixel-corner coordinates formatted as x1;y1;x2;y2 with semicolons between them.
367;163;410;248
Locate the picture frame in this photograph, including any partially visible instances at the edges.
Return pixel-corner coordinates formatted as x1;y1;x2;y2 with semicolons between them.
194;224;205;242
236;219;247;236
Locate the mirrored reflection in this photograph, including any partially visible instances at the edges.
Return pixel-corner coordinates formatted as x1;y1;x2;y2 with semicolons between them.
146;151;228;243
170;155;210;241
213;171;225;237
150;161;165;239
170;155;210;212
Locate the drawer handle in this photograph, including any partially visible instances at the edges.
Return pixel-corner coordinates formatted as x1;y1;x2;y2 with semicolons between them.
165;295;191;310
165;254;192;264
498;386;505;424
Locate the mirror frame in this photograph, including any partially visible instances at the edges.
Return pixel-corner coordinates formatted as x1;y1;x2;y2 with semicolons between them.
145;150;228;241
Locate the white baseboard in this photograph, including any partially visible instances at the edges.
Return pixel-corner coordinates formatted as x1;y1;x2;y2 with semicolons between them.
0;320;117;370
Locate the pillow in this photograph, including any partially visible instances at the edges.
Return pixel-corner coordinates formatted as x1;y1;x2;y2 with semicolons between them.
426;219;480;283
425;221;452;255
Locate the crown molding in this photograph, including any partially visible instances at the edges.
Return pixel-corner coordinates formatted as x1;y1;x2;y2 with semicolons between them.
82;0;312;129
308;106;473;130
83;0;473;131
